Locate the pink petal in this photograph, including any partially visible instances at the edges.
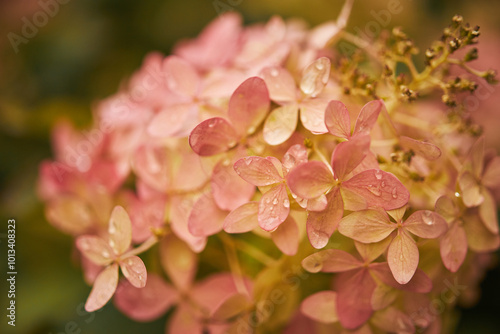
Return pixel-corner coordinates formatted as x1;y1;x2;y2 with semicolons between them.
299;99;329;134
302;249;362;273
458;171;484;207
479;189;499;234
483;156;500;188
163;56;200;97
147;104;199;138
173;12;242;71
228;77;270;135
168;304;203;334
399;136;442;161
76;235;114;266
338;209;395;243
308;21;341;49
271;216;300;256
306;194;328;212
160;234;197;291
306;188;343;249
354;239;392;264
283;311;319;334
129;196;166;243
108;206;133;255
46;196;94;236
336;269;375;329
469;136;485;179
324;100;351;139
223;202;260;233
371;283;398;311
169;195;207;252
189;117;239;156
233;156;283;186
403;210;448;239
342;169;410;210
353;100;383;136
282;144;309;173
387;230;419;284
260;66;297;102
37;160;74;200
331;134;370;180
370;307;415;334
258;183;290;231
212;160;255;211
211;293;252;321
369;263;432;293
463;211;500;252
386;206;407;223
300;57;331;97
191;273;252;316
133;144;171;192
170;151;210;192
301;291;338;323
188;193;228;237
286;161;334;199
339;186;368;211
263;104;299;145
119;255;147;288
439;222;467;272
85;263;119;312
114;274;178;322
435;195;459;223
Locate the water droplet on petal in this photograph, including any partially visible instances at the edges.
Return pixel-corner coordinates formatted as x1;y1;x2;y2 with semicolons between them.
422;211;434;225
109;239;115;249
265;197;271;204
270;68;279;77
399;254;404;261
245;157;252;166
381;181;386;188
283;199;290;208
247;126;256;134
315;62;324;70
272;198;278;205
454;192;461;198
222;158;230;166
392;188;398;199
128;259;134;265
367;185;382;196
102;250;110;258
375;170;383;180
291;193;297;199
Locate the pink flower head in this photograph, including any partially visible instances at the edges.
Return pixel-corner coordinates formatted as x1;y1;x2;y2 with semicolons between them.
76;206;148;312
338;206;447;284
189;77;270;156
287;134;409;248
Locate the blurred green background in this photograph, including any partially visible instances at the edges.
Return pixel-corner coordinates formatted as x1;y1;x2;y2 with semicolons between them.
0;0;499;333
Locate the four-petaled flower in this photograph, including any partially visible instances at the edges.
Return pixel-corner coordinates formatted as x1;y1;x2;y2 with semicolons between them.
287;134;410;248
301;241;432;330
338;206;447;284
76;206;148;311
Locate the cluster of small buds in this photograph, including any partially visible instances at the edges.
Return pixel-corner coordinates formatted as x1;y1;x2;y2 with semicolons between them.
38;1;499;333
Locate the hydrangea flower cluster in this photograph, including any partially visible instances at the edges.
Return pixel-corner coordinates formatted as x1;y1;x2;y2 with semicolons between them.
38;2;500;333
